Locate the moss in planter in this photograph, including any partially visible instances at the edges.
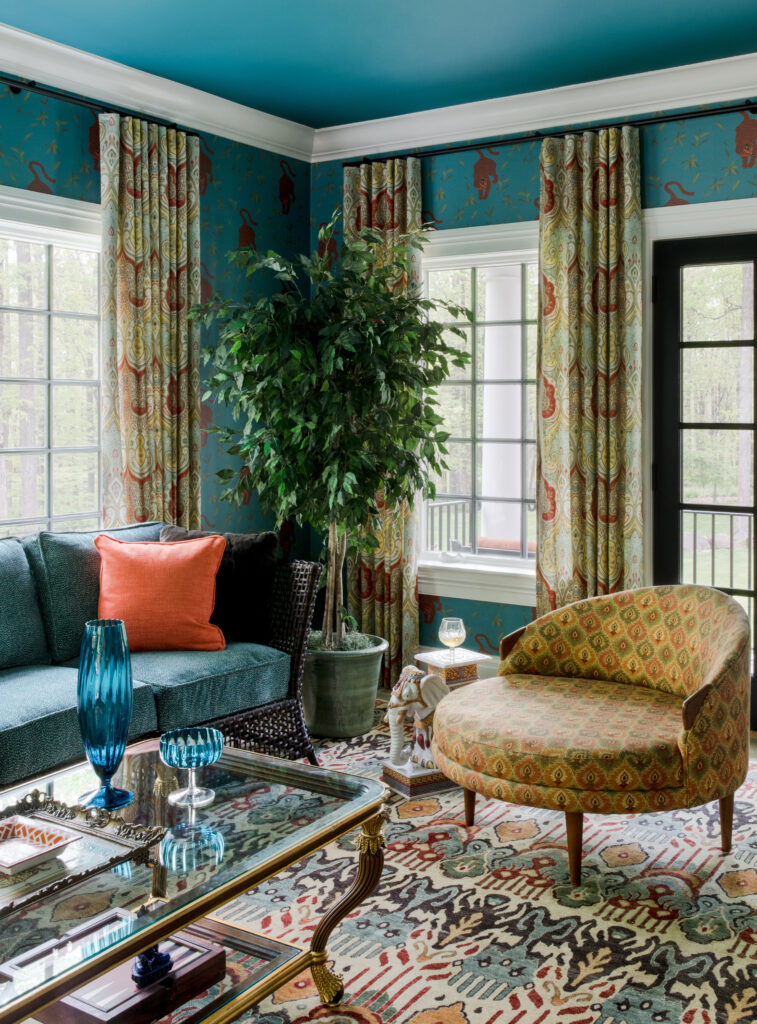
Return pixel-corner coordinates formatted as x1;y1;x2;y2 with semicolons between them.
307;629;379;652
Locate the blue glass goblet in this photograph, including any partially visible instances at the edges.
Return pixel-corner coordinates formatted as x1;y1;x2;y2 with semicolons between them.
159;824;225;874
159;728;224;808
77;619;134;809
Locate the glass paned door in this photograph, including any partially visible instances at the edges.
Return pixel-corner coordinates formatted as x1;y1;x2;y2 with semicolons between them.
653;235;757;727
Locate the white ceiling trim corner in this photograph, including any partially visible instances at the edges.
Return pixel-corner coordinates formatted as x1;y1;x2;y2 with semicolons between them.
1;22;756;166
0;22;315;163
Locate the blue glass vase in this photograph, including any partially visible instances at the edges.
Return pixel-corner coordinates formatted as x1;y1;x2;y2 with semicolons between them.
77;618;134;809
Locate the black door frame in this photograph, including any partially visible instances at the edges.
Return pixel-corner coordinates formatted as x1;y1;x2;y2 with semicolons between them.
653;234;757;727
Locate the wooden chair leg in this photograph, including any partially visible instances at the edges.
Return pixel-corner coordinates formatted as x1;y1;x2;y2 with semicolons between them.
464;787;476;826
719;793;734;854
565;811;584;886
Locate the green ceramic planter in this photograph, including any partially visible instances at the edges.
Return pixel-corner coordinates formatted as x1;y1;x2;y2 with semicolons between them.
302;635;389;738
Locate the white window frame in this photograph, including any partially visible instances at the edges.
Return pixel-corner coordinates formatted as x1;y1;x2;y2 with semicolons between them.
420;221;539;606
0;184;102;537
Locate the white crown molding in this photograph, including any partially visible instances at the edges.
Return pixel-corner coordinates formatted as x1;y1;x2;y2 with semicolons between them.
0;23;314;163
0;183;100;247
312;51;757;162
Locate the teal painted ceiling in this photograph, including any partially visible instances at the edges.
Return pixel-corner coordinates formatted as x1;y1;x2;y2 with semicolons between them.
4;1;757;128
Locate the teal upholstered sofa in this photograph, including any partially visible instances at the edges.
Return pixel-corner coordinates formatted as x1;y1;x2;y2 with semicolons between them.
0;522;321;788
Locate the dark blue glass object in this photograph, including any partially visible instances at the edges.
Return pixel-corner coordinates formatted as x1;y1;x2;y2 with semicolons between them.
159;727;224;808
77;618;134;809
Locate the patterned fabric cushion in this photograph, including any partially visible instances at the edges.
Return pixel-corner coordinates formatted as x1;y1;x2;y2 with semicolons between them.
0;538;50;669
0;666;158;787
67;642;291;732
500;585;744;699
23;523;164;663
434;676;684;801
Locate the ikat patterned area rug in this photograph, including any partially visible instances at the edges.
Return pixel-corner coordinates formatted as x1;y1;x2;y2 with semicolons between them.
201;712;757;1024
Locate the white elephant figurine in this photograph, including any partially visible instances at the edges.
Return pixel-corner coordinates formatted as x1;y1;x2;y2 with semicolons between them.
384;664;449;766
410;705;436;770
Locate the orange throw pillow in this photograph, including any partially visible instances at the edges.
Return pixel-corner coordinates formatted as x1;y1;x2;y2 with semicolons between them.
94;533;226;652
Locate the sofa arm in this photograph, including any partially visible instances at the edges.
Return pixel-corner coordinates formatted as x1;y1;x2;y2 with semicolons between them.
269;560;322;700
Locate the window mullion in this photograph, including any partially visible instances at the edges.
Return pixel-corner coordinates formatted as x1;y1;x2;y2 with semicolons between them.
46;243;53;531
471;267;477;556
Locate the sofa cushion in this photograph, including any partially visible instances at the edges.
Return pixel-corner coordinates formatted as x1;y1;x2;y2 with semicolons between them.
23;522;163;663
434;675;685;795
0;538;50;669
0;666;158;788
70;642;290;732
160;526;278;644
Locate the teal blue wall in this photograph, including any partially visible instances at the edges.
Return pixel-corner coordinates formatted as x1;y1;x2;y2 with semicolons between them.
310;103;757;652
0;85;311;555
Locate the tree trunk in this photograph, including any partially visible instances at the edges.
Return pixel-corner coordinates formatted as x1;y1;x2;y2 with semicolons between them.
323;521;337;648
334;531;347;644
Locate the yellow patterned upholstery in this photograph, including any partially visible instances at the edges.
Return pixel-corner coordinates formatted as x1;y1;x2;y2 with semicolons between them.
432;586;750;825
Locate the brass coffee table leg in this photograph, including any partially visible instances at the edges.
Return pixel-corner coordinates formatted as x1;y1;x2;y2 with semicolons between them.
309;809;386;1007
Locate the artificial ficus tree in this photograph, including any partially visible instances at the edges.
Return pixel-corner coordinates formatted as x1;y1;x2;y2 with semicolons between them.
193;211;471;648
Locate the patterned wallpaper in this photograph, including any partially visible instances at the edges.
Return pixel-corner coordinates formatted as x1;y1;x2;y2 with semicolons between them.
0;86;311;554
310;103;757;655
310;106;757;247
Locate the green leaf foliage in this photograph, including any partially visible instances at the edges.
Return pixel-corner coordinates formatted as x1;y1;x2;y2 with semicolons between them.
191;209;472;555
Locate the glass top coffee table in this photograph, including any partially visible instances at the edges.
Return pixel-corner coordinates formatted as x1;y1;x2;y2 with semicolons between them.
0;739;386;1024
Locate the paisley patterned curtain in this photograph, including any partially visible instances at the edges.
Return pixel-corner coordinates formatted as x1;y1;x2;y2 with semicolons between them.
343;158;422;686
536;127;643;615
100;113;202;527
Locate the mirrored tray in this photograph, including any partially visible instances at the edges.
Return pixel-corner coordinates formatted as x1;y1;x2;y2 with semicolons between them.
0;790;165;920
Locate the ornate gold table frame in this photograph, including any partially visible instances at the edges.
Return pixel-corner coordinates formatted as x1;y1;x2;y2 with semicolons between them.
0;756;386;1024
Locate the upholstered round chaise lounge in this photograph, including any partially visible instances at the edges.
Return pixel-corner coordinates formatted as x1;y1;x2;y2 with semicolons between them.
432;585;751;885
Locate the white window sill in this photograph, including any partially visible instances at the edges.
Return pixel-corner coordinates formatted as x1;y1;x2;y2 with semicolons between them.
418;559;536;606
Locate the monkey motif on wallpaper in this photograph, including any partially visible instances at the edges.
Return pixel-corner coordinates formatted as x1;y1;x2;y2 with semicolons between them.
238;209;257;248
735;111;757;169
200;261;214;303
27;160;55;194
279;160;296;214
473;148;499;200
663;181;695;206
199;138;214;195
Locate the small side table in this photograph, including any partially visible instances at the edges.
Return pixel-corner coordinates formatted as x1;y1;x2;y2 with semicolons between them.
414;648;493;688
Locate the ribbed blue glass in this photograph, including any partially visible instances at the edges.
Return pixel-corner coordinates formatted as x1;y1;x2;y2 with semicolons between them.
159;824;225;875
159;728;224;770
77;618;134;809
159;727;224;808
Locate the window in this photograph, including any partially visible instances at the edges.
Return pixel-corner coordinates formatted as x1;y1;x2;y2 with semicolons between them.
0;228;101;538
653;234;757;717
424;258;538;568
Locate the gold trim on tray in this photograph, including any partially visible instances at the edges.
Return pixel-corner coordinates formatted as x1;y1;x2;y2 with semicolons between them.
0;790;166;921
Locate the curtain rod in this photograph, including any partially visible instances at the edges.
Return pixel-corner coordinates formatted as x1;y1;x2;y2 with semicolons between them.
342;98;757;166
0;73;201;138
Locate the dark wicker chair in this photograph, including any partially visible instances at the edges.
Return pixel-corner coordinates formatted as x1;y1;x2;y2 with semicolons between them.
208;559;322;765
